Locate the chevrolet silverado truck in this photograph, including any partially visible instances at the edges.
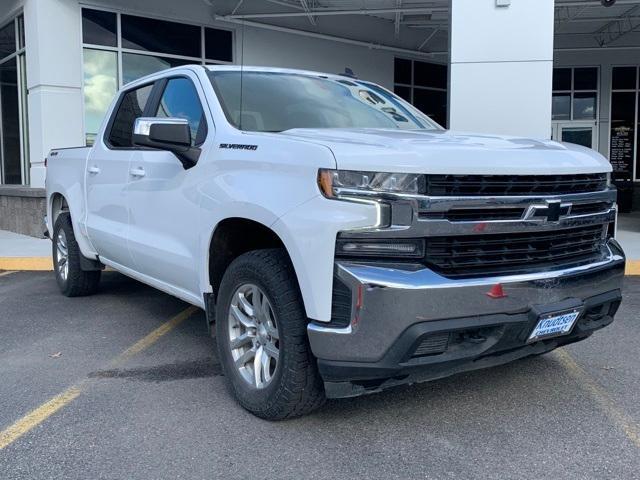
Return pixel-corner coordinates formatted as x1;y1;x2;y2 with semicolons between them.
45;66;625;419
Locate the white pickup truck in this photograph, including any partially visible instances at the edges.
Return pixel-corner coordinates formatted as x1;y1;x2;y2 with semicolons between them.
46;65;625;419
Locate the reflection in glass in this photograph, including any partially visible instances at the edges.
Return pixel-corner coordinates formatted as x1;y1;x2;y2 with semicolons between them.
552;94;570;120
156;78;205;145
108;84;154;148
0;57;21;184
210;71;439;132
573;92;597;120
122;53;191;85
83;48;118;145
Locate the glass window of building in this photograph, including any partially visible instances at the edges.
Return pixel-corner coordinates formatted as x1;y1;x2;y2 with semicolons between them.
610;66;640;182
552;67;598;121
82;9;117;47
0;15;28;185
83;49;118;146
394;58;448;128
121;15;201;58
81;8;233;145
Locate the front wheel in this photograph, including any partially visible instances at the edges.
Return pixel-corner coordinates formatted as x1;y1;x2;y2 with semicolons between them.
215;249;325;420
53;213;101;297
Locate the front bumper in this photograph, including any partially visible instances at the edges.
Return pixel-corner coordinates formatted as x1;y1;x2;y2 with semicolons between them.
308;239;625;398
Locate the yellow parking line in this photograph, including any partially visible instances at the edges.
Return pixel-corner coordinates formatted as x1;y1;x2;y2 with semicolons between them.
0;271;16;277
0;306;197;451
0;257;53;271
114;306;198;364
626;261;640;276
555;349;640;449
0;386;81;450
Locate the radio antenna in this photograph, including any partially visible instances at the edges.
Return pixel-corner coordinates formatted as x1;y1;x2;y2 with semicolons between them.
239;18;245;131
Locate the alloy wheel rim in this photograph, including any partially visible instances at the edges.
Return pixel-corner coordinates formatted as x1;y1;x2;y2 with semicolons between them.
228;283;280;389
56;229;69;282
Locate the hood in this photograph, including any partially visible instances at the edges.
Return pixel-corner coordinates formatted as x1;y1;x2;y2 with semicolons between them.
278;128;611;175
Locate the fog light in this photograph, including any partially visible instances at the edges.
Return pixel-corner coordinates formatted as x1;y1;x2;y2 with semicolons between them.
336;238;424;258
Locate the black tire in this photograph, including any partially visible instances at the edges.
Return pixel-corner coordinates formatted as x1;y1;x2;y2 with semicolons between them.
52;213;101;297
215;249;325;420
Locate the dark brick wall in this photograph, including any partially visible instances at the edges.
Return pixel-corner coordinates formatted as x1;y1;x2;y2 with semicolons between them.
0;186;47;238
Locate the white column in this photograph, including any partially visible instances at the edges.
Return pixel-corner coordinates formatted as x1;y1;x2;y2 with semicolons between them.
448;0;555;139
24;0;83;187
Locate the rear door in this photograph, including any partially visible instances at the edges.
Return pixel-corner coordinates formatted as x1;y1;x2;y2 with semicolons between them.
126;73;211;296
85;82;155;266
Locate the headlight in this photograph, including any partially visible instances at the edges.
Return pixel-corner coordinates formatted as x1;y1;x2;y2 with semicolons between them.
318;169;422;198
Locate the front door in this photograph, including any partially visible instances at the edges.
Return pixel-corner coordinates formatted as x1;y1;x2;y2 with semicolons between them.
551;122;598;150
85;82;155;266
127;74;211;297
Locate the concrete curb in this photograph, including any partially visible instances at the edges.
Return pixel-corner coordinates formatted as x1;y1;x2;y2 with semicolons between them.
0;257;53;271
1;257;639;275
626;261;640;276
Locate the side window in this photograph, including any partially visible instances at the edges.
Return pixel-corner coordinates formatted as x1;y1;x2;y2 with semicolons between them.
155;77;207;146
107;83;154;147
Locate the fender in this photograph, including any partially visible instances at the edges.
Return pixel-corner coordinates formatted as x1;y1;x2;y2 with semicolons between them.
47;187;98;262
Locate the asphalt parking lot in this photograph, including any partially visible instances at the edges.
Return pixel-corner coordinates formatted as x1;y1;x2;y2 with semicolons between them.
0;271;638;479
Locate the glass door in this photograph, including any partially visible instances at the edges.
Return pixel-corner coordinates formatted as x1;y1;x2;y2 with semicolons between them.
551;122;598;150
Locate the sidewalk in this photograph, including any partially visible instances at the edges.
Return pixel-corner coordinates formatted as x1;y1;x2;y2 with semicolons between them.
617;213;640;263
0;229;52;270
1;218;639;272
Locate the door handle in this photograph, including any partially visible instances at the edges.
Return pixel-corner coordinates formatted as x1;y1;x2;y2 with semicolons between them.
129;167;146;178
87;166;100;175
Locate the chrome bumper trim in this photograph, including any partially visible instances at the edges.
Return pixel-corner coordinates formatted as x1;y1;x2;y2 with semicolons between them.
308;239;625;363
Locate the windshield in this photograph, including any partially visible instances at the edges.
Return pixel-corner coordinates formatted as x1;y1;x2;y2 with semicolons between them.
208;71;442;132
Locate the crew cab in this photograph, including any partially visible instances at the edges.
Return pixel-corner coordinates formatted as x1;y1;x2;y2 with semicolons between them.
45;65;625;419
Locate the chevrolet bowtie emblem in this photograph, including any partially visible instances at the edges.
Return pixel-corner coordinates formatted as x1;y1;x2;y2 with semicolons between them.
544;200;562;222
525;200;571;222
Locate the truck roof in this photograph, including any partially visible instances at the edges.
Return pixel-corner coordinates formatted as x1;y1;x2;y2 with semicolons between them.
123;64;362;89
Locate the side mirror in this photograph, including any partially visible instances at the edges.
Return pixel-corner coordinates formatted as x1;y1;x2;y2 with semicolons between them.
132;117;198;169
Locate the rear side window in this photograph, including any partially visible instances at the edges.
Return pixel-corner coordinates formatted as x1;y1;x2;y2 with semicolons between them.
154;77;207;146
108;83;154;147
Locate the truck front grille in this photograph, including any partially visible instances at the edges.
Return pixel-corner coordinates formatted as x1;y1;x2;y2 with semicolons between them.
424;173;608;197
425;224;607;278
419;200;613;222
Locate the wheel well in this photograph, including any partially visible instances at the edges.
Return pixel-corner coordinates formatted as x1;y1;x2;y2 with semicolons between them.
50;193;70;225
208;218;286;296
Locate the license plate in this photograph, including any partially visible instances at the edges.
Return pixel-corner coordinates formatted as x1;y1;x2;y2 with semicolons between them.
528;310;581;342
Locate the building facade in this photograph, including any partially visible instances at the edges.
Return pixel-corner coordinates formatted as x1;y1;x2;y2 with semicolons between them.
1;0;639;235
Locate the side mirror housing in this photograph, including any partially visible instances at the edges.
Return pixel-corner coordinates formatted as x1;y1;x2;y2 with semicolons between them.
132;117;199;169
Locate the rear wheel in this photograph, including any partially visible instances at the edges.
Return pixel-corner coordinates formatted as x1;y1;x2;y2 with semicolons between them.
215;249;325;420
53;213;101;297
